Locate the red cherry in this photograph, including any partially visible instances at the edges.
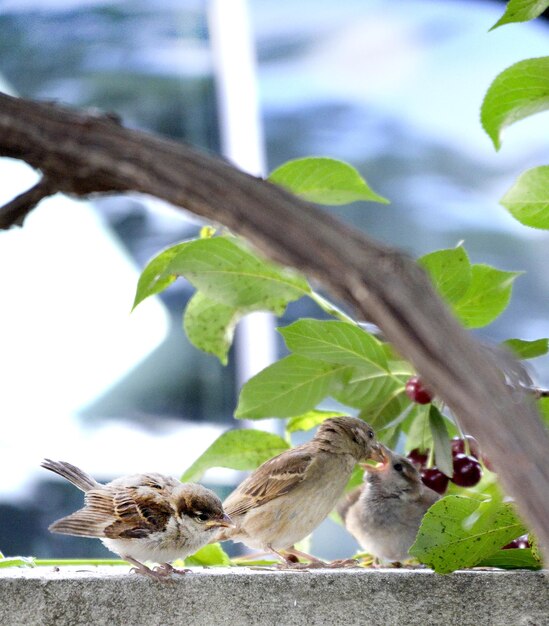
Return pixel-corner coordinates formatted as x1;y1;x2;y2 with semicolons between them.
407;448;429;469
503;534;530;550
405;376;433;404
420;468;449;495
451;454;482;487
451;436;480;460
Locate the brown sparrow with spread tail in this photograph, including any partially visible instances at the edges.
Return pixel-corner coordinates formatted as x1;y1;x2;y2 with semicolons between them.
217;416;383;567
42;459;233;579
338;445;439;564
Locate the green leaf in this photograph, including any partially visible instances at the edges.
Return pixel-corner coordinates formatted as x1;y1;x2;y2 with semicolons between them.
183;292;243;365
280;319;388;370
268;157;389;205
429;405;453;477
132;242;189;310
167;237;310;312
477;548;541;570
235;354;349;419
481;57;549;150
181;429;290;482
452;264;521;328
500;166;549;229
337;362;414;429
404;404;433;452
184;543;231;567
418;246;472;305
490;0;549;30
286;409;347;434
502;338;549;359
0;556;36;568
530;533;543;563
410;496;527;574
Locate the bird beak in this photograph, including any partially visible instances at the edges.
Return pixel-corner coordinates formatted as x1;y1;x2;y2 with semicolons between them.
205;513;235;529
361;444;389;472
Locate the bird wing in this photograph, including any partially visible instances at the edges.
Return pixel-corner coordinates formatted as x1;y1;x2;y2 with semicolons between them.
48;485;172;539
223;447;314;518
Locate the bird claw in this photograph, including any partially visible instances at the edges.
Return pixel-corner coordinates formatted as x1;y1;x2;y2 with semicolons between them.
153;563;191;576
130;565;173;582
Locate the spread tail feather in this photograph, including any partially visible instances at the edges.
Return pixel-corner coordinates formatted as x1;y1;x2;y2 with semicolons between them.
41;459;99;492
48;509;109;538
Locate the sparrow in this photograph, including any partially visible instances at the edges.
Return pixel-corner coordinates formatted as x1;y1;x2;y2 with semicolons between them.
217;416;383;567
338;445;439;564
41;459;233;579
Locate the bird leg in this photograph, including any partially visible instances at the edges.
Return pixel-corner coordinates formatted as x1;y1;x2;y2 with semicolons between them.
286;547;359;569
284;546;328;567
124;556;173;581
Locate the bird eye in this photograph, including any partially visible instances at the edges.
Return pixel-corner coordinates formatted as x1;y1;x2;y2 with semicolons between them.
368;429;374;439
393;463;403;472
194;512;209;522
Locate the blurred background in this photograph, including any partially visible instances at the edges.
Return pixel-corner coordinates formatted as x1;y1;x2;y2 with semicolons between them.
0;0;547;560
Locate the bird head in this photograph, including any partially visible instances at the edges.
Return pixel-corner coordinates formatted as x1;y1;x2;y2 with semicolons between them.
360;445;422;498
315;416;383;462
175;484;234;531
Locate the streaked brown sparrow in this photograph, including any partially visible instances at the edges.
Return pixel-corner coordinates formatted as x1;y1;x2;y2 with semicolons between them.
41;459;233;579
338;445;439;564
217;416;383;567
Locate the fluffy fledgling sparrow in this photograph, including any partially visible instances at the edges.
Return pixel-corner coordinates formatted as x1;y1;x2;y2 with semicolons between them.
41;459;233;579
338;445;439;564
217;416;382;567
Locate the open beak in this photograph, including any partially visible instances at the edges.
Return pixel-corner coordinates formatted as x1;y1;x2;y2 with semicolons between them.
361;444;389;472
205;513;235;529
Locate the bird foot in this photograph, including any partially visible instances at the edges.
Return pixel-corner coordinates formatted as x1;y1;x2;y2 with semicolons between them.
129;564;174;582
154;563;191;576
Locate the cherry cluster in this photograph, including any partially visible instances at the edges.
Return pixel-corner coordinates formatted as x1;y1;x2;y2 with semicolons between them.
405;376;487;495
408;437;483;495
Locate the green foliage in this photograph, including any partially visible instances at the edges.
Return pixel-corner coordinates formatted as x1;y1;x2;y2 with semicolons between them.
500;166;549;230
0;555;36;568
183;293;242;365
490;0;549;30
419;247;521;328
184;543;232;567
280;319;388;369
181;429;289;482
268;156;389;205
286;409;347;433
410;496;527;573
418;245;471;304
428;406;453;477
477;548;541;569
134;236;310;363
235;354;349;419
481;57;549;151
452;265;521;328
502;338;549;359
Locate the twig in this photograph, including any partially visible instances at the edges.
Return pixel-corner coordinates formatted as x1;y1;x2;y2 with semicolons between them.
0;177;56;228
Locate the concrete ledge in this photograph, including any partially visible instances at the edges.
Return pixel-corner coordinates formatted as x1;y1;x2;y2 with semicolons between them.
1;566;548;626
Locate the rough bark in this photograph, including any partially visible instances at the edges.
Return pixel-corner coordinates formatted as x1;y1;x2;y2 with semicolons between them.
0;93;547;558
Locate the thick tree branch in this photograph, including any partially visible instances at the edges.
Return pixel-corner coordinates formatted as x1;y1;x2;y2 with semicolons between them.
0;93;548;559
